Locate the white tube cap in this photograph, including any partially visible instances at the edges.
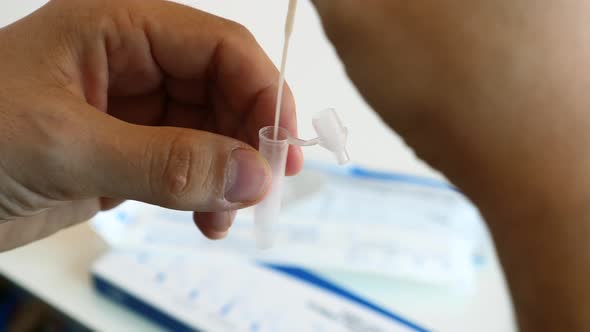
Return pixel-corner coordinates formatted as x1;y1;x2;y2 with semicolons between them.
312;109;350;165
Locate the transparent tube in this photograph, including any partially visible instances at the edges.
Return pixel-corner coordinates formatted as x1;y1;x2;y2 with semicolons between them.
254;126;290;249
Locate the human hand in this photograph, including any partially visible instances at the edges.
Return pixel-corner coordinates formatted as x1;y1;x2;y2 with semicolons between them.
0;0;303;250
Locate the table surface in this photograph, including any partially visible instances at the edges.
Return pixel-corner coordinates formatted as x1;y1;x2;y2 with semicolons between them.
0;1;516;331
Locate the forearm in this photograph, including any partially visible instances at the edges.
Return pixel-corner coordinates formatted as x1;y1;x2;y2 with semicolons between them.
311;1;590;329
481;197;590;331
422;83;590;332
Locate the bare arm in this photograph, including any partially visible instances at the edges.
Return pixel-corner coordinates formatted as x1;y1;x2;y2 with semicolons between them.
313;1;590;330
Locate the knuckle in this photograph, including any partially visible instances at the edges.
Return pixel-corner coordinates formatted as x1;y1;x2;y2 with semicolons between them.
163;135;193;196
150;131;224;206
225;20;256;42
149;131;222;206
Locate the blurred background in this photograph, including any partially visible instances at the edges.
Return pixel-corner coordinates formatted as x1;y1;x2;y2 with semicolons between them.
0;1;515;331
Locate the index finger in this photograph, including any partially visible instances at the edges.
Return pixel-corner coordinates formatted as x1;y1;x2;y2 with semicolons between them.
138;0;303;175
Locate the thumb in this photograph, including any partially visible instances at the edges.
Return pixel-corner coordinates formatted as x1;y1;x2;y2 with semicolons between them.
63;110;271;212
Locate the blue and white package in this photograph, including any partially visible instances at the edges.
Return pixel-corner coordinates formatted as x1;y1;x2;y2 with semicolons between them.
92;249;428;332
92;162;488;287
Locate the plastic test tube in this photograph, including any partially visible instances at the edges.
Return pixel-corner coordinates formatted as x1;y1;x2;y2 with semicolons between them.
254;109;349;249
254;126;290;249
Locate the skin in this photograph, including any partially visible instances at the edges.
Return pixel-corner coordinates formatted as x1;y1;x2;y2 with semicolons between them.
0;0;303;249
312;1;590;331
1;0;588;330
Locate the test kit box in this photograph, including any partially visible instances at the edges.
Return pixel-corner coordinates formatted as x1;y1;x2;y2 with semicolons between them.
92;250;428;332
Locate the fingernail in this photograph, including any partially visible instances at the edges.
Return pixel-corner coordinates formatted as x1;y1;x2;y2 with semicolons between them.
225;149;270;203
